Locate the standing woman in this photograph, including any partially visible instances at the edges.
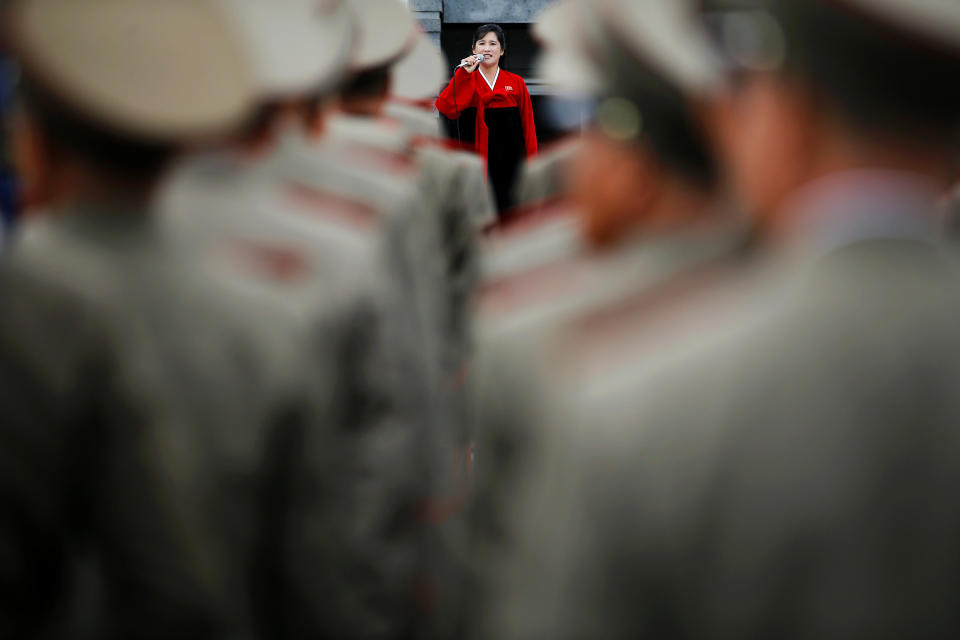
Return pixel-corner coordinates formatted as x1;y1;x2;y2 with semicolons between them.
436;24;537;217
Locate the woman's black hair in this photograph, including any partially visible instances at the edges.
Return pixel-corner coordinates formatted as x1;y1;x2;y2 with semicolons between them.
473;23;507;58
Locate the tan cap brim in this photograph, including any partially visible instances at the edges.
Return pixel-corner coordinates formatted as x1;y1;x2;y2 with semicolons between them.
533;0;610;96
391;30;445;100
349;0;417;71
217;0;355;100
597;0;724;95
12;0;256;142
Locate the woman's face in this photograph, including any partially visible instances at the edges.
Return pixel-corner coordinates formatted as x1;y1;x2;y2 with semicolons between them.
473;31;503;68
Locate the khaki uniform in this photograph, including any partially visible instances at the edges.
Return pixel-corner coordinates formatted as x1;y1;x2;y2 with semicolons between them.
492;179;960;639
318;112;479;432
385;101;497;232
468;0;743;632
315;110;482;637
512;136;581;211
467;217;748;629
1;206;309;638
486;0;960;638
160;138;441;637
0;0;309;636
382;107;495;456
477;198;582;298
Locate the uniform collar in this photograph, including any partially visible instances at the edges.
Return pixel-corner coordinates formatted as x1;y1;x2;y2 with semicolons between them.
775;169;944;261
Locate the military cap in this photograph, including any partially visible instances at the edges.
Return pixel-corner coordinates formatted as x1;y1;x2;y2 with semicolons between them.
347;0;418;71
596;0;724;94
9;0;255;142
216;0;355;99
532;0;605;95
390;30;445;101
535;0;719;186
535;0;722;98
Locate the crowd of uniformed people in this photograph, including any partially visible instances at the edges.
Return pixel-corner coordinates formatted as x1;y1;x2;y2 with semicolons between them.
3;0;960;637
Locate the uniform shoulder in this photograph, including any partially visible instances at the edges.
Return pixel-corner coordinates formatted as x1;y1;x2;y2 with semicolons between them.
6;212;151;307
384;102;442;141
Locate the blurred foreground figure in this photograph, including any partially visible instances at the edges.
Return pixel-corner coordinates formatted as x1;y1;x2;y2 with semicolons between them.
0;0;299;637
492;0;960;638
160;0;439;637
469;0;749;632
332;6;500;632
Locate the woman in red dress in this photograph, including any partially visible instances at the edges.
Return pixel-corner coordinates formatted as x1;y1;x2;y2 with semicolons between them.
436;24;538;217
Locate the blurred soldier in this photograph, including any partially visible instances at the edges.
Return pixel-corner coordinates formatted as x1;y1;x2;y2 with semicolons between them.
160;1;442;637
492;0;960;638
473;0;743;395
328;0;490;406
329;0;491;539
0;0;309;637
476;0;743;343
466;0;752;633
329;5;497;631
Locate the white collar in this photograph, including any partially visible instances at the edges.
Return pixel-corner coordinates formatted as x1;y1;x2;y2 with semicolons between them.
480;67;500;91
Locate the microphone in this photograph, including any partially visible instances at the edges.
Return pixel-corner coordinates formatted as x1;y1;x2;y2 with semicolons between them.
456;54;484;69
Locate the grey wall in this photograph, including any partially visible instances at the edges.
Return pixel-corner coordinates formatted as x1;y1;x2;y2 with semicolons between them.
443;0;554;24
408;0;443;45
408;0;556;44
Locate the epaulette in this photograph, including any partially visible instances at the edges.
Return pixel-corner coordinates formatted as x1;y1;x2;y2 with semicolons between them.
480;200;581;290
559;247;748;377
282;181;380;232
441;138;477;154
324;114;420;177
338;143;419;177
478;251;590;318
225;239;312;284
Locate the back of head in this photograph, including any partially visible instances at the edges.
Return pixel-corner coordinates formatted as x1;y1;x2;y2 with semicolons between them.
338;0;416;111
9;0;256;182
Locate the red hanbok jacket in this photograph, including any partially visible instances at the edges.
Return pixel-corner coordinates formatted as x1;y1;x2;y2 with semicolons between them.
435;67;538;160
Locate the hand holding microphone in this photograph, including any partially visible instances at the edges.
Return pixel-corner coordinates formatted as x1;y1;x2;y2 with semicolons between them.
457;54;484;72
